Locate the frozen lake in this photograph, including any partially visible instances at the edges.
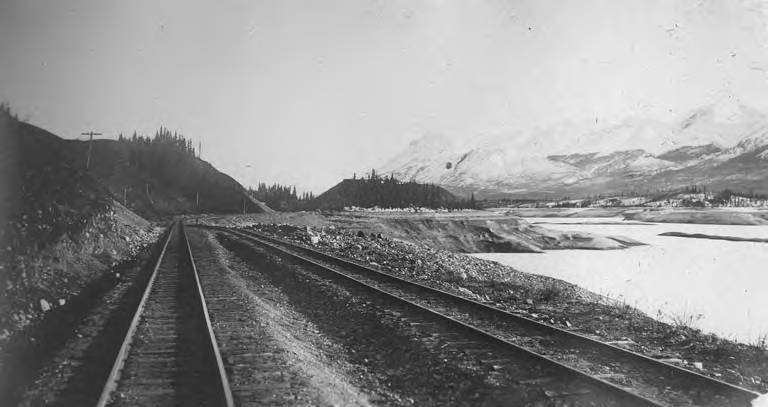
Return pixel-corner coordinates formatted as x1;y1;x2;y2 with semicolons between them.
474;217;768;344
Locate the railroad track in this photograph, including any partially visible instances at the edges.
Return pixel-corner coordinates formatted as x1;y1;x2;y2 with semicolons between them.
96;222;234;407
215;226;760;407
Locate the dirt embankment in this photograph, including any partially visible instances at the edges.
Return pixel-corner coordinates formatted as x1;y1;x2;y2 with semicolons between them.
501;207;768;226
368;217;644;252
624;209;768;225
0;201;159;341
500;207;629;218
201;211;644;253
659;231;768;243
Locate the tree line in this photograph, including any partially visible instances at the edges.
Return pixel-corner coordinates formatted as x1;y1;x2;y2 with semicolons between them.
247;183;315;211
115;127;198;173
311;170;476;210
118;127;196;158
247;171;477;212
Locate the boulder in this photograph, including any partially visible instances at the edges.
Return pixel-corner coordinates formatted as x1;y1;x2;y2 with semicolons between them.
39;299;51;312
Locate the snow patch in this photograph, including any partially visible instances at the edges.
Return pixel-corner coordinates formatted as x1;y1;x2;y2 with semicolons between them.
380;103;768;194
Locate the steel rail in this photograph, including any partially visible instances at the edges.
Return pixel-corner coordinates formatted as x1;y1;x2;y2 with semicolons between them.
179;222;235;407
95;222;175;407
95;222;234;407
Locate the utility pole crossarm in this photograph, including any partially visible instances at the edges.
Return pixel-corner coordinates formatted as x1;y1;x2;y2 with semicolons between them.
82;130;103;170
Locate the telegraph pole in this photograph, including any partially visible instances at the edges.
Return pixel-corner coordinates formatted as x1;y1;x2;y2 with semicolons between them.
82;131;102;170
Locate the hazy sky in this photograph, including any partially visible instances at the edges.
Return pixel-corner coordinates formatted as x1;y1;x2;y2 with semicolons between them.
2;0;768;192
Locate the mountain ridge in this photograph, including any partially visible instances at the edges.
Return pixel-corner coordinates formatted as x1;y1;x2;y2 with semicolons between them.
379;102;768;198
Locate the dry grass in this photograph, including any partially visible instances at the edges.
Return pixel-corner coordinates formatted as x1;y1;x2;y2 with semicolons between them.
533;282;564;303
752;333;768;351
668;310;704;330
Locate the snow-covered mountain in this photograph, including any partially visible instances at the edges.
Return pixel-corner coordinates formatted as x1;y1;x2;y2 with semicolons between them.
379;101;768;198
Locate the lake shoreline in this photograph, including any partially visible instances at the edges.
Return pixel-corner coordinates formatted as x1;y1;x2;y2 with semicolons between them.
505;207;768;226
659;231;768;243
475;217;768;344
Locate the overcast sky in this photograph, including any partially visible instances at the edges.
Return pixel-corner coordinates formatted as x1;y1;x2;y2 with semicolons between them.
2;0;768;192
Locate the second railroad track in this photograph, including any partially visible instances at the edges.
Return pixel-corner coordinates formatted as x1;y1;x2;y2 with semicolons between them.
215;226;759;407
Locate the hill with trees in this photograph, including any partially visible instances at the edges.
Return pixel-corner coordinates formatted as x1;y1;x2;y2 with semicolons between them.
248;182;314;211
308;170;475;211
0;105;270;343
1;105;115;256
0;105;269;255
1;105;157;345
60;127;269;218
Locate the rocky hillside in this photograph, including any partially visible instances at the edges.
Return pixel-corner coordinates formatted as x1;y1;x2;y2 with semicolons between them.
380;101;768;198
0;108;158;339
0;110;268;340
1;110;115;257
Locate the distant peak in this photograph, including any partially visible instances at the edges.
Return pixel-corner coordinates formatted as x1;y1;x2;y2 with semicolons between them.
682;99;765;127
712;98;750;123
409;132;453;147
